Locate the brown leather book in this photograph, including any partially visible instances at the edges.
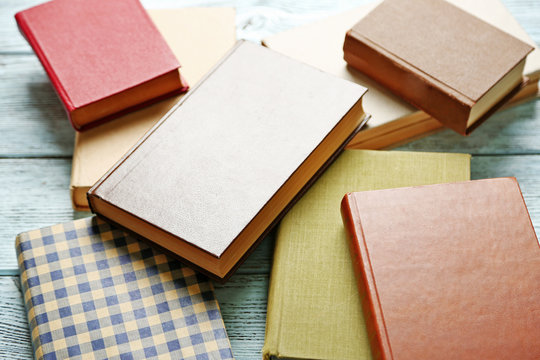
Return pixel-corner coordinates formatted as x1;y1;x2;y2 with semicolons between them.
341;178;540;360
88;41;368;281
343;0;534;135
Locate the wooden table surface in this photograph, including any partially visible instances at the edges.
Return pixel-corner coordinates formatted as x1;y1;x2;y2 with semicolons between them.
1;0;539;358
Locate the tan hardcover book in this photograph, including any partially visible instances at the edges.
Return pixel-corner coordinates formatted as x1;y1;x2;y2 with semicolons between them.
70;7;236;211
263;0;540;149
344;0;533;135
87;41;368;281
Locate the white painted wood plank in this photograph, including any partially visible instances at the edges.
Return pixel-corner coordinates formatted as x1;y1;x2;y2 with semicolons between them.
0;277;32;359
0;55;74;157
0;0;537;52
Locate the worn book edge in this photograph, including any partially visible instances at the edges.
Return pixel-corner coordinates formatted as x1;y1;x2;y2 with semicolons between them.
341;194;393;360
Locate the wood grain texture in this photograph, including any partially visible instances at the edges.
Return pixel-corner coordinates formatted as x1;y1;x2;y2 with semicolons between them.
471;155;540;225
0;159;84;274
214;274;269;359
0;55;74;157
397;100;540;154
0;277;32;359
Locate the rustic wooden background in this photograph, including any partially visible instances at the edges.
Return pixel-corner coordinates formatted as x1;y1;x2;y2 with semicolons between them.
0;0;539;358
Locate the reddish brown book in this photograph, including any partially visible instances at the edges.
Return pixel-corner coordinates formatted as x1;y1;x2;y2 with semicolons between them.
343;0;533;135
88;41;368;281
341;178;540;360
15;0;188;131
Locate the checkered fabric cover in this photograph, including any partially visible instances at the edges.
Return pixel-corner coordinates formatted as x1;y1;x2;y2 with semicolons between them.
16;216;234;360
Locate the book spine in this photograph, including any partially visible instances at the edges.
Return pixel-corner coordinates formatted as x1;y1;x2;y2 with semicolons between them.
14;12;76;128
343;30;470;135
15;234;43;360
261;220;290;360
340;194;393;360
261;245;281;359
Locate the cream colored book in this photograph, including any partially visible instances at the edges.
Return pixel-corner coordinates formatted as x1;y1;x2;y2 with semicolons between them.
262;149;471;360
70;8;236;211
263;0;540;150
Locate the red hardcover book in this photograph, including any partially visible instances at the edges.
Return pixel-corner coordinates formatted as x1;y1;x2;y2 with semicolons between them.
15;0;188;131
341;178;540;360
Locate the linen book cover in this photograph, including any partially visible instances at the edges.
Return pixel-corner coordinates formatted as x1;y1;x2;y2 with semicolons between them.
263;0;540;149
70;7;236;211
262;150;470;360
343;0;533;135
87;41;368;281
16;217;233;360
341;178;540;359
15;0;187;131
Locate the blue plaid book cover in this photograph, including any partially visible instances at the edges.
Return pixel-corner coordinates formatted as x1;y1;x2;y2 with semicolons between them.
15;216;234;360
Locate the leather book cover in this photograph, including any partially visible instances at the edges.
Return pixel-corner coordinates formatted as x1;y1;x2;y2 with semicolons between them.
343;0;534;135
88;41;368;281
15;0;187;131
262;150;470;360
70;7;236;211
16;217;233;359
341;178;540;360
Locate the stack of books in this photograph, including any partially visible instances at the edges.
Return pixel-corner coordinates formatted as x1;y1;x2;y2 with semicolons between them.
263;0;540;148
12;0;540;358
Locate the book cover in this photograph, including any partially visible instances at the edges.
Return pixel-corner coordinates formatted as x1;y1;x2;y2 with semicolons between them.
87;41;368;281
15;0;187;131
262;149;470;360
263;0;540;148
341;178;540;359
343;0;533;135
16;217;233;360
70;7;236;211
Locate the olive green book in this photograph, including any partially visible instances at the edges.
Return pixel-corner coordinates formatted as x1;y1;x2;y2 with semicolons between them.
262;149;471;360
